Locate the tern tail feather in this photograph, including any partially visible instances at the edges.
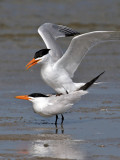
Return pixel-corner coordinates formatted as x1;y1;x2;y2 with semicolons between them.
79;71;105;91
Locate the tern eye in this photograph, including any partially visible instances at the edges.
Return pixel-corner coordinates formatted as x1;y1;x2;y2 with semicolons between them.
34;49;50;59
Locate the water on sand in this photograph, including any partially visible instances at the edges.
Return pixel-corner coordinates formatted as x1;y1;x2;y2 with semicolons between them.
0;0;120;159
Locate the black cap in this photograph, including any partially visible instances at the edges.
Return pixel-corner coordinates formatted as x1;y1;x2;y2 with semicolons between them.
29;93;49;97
34;49;50;59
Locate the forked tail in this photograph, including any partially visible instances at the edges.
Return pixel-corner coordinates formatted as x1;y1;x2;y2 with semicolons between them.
79;71;105;91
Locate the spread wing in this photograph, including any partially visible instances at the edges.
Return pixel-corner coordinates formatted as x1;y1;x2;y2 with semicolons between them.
55;31;120;77
38;23;80;61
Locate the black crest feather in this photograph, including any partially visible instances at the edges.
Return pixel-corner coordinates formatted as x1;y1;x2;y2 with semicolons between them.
29;93;49;98
34;49;50;59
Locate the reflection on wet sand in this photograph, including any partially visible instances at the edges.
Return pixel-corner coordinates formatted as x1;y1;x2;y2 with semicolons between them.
55;126;63;134
1;0;120;159
28;138;85;160
3;132;86;159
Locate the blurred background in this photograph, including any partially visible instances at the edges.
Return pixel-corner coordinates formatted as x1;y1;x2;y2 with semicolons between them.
0;0;120;159
1;0;120;94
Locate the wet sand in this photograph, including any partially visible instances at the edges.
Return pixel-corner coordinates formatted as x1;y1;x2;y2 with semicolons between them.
1;0;120;159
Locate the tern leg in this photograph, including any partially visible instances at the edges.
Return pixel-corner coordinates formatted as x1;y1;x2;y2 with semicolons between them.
61;126;64;134
61;114;64;126
55;115;58;126
66;90;69;94
55;128;58;134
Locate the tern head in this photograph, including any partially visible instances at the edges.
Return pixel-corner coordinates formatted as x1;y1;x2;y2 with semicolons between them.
15;93;49;102
26;49;50;69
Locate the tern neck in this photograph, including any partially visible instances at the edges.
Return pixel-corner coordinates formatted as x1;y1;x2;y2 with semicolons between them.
40;55;53;67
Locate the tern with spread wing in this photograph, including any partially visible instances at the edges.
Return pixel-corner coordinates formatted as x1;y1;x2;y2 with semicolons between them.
26;23;120;94
15;72;104;125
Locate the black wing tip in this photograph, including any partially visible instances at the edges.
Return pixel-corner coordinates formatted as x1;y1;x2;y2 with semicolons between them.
58;24;80;37
79;71;105;91
65;32;80;37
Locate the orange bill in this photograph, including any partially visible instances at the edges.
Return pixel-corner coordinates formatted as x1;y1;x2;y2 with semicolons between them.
15;95;30;100
26;58;40;70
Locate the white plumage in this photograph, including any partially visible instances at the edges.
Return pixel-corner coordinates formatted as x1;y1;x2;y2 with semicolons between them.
26;23;120;94
16;72;104;125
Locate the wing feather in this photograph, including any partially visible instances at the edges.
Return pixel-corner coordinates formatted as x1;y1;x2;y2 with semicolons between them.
38;23;80;62
55;31;120;77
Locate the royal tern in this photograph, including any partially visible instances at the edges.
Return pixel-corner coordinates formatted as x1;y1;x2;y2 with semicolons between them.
26;23;120;94
15;71;104;125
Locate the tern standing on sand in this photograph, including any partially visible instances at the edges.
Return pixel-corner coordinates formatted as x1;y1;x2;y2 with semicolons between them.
16;72;104;125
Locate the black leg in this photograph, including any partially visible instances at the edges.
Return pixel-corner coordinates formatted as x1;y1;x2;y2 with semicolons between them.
55;127;58;134
61;126;64;134
61;114;64;125
66;90;69;94
55;115;58;126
